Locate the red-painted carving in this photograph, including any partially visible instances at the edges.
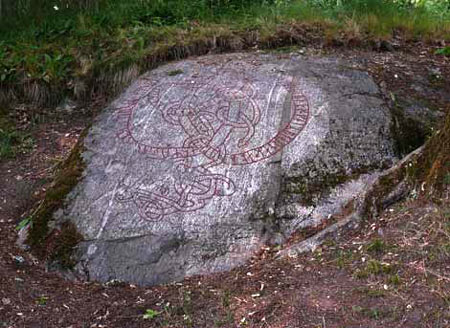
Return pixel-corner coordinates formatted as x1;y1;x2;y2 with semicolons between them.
115;69;309;220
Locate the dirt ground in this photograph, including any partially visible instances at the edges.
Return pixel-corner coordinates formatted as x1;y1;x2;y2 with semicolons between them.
1;46;449;328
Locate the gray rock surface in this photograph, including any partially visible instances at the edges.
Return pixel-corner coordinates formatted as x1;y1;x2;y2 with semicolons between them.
55;53;397;285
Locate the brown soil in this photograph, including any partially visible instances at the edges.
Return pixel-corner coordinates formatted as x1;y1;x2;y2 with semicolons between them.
1;45;449;328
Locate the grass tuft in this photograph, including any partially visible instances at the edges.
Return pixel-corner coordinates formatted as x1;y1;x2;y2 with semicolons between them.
366;238;388;254
354;259;395;279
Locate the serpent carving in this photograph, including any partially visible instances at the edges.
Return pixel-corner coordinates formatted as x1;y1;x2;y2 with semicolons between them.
114;68;309;220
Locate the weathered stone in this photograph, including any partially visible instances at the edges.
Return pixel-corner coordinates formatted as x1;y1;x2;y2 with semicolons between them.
50;53;396;285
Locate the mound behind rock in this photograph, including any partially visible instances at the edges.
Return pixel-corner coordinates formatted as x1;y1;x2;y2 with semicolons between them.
47;53;396;285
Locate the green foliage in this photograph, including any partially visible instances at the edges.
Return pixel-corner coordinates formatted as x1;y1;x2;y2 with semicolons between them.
0;0;449;108
387;273;402;285
366;239;388;254
355;259;394;278
40;53;73;83
0;128;34;160
16;217;31;231
444;173;450;185
352;304;397;320
0;128;16;159
0;0;279;35
143;309;161;320
435;46;450;56
310;0;450;11
395;0;450;12
35;296;48;306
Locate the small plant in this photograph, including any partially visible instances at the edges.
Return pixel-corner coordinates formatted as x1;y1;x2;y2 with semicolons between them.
366;288;386;298
387;273;401;286
443;173;450;185
16;217;31;231
352;305;364;313
369;308;381;320
366;239;388;254
355;260;394;279
0;128;34;160
435;46;450;56
355;287;386;298
181;291;193;327
143;308;160;320
334;249;354;269
352;305;383;320
444;210;450;221
0;128;17;159
36;296;48;306
221;289;231;308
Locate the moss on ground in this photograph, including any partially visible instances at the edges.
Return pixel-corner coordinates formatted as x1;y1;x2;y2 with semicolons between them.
26;127;88;265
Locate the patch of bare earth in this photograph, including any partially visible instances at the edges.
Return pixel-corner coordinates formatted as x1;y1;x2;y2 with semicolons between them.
0;46;449;328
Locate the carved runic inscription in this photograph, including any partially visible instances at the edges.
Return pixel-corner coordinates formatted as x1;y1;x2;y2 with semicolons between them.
114;66;310;220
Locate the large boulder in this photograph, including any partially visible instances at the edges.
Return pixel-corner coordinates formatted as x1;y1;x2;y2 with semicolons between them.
50;53;396;285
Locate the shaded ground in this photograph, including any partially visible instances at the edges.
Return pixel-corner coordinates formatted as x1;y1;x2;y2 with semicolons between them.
1;46;449;328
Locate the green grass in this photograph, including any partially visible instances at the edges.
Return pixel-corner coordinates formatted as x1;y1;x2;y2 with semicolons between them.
0;128;16;159
0;0;449;108
365;238;389;254
352;305;395;320
0;110;34;160
354;259;395;278
143;309;161;320
435;46;450;56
